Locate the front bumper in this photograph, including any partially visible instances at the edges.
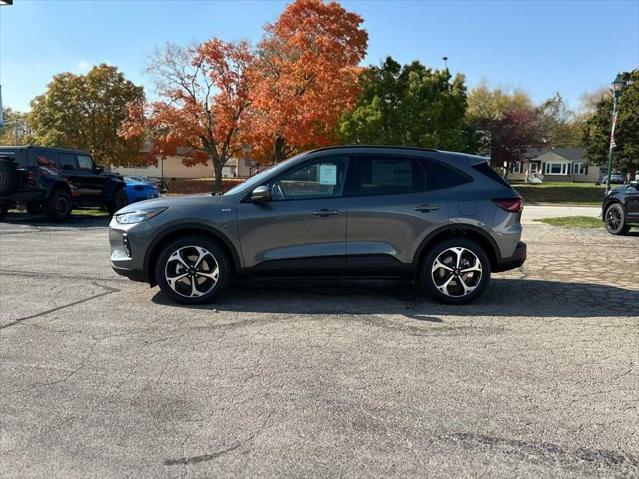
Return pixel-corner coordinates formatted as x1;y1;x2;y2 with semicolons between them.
112;265;149;283
109;220;155;283
494;241;527;272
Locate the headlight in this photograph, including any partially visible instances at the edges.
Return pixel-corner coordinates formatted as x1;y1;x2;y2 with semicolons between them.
115;207;167;224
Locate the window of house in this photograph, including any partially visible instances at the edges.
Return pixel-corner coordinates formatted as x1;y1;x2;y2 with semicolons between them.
573;162;587;175
511;161;522;174
545;162;568;175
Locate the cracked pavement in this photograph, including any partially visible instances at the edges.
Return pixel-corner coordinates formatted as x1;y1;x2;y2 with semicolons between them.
0;215;638;478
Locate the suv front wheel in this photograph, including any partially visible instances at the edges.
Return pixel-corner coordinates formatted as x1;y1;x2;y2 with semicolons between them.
604;203;630;235
155;236;231;304
421;238;491;304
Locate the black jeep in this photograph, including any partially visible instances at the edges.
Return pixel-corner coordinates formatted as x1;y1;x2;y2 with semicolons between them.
0;146;127;222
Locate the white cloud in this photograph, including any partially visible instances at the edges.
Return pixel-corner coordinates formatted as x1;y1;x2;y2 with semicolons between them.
75;60;91;73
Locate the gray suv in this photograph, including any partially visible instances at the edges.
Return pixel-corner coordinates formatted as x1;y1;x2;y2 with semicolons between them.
109;146;526;304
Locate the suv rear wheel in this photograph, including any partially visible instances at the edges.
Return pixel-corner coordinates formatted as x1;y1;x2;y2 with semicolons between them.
0;161;17;195
155;236;231;304
421;238;491;304
44;189;72;222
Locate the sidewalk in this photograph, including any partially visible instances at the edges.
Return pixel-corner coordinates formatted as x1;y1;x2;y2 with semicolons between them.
522;204;601;224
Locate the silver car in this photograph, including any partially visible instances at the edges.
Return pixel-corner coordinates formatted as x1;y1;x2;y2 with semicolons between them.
109;146;526;304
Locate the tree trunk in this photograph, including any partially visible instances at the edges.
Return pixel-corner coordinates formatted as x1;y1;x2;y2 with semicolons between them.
212;158;224;194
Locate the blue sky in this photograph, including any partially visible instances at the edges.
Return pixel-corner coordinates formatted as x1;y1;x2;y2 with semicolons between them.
1;0;637;112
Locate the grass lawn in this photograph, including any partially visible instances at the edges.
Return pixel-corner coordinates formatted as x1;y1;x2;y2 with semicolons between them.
534;216;602;228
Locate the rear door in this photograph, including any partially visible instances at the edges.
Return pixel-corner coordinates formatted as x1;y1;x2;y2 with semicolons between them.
237;155;350;273
345;154;449;274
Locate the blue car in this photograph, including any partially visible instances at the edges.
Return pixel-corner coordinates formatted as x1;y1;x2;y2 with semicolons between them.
123;176;160;204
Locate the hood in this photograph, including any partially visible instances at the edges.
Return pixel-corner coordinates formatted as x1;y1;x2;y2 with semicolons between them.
116;193;229;214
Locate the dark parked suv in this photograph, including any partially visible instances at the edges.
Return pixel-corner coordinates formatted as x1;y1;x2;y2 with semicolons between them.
109;146;526;304
602;181;639;235
0;146;127;221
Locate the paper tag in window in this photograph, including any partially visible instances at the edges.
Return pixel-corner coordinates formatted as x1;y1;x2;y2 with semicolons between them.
319;164;337;185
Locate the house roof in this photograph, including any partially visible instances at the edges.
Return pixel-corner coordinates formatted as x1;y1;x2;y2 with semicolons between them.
525;148;585;162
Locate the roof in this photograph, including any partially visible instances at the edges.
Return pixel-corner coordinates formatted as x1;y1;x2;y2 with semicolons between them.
525;148;585;162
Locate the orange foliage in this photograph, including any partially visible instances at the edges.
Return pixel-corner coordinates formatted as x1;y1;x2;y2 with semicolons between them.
246;0;368;163
120;39;253;190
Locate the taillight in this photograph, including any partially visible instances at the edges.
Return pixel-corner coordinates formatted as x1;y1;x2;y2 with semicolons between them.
493;197;522;213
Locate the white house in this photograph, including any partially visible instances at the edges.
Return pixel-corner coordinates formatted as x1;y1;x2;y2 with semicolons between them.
507;148;600;183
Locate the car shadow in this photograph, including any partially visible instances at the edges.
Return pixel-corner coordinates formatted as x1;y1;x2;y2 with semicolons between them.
0;212;110;228
151;277;639;319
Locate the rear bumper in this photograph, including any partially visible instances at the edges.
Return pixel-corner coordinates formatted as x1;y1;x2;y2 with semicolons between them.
494;241;526;272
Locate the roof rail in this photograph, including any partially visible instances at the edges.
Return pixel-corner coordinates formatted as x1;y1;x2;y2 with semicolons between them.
309;145;439;154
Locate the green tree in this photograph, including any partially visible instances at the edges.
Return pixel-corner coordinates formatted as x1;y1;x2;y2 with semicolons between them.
536;93;582;148
29;64;145;167
582;69;639;171
0;108;32;145
338;57;474;151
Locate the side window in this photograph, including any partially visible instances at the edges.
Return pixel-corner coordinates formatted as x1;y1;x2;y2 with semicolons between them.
354;156;425;196
77;155;93;170
57;153;78;170
422;159;472;191
270;157;348;201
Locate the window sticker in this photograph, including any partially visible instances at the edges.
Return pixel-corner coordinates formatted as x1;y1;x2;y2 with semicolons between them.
319;164;337;185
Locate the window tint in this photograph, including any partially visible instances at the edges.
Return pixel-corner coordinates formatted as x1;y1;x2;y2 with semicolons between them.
57;153;77;170
270;157;347;201
424;159;472;190
472;162;510;188
354;156;425;196
77;155;93;170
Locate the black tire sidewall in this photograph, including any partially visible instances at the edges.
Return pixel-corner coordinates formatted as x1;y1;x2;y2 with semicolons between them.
108;188;127;216
155;236;230;304
45;190;72;222
605;204;628;235
421;238;491;305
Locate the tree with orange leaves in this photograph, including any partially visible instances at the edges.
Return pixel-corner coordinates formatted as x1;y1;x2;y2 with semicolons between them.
246;0;368;163
121;39;253;193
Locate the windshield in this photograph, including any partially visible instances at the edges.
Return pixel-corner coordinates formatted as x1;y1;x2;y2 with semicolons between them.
224;152;307;196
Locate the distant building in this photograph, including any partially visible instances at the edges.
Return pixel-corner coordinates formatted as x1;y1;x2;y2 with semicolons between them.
506;148;601;183
113;155;256;180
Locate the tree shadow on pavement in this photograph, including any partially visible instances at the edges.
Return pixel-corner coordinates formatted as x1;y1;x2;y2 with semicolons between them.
152;277;639;319
0;213;110;229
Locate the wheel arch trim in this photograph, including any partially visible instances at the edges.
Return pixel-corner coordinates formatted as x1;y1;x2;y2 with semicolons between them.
143;222;241;285
412;224;501;268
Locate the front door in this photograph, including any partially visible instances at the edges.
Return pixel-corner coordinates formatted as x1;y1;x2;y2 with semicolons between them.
237;155;350;274
626;186;639;222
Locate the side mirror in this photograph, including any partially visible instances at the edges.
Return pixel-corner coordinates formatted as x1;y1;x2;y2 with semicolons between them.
94;165;104;173
251;185;271;203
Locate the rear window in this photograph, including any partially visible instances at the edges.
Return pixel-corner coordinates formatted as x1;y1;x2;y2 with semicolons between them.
0;149;25;167
472;162;512;188
422;159;472;191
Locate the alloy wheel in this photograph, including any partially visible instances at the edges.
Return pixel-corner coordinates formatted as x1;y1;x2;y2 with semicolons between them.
605;207;621;231
56;196;70;216
431;247;482;297
164;245;219;298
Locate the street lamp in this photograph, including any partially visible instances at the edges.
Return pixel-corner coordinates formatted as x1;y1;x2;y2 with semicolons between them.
605;74;625;190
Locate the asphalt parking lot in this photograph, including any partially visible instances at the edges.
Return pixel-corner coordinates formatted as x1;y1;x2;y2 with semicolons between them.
1;213;638;478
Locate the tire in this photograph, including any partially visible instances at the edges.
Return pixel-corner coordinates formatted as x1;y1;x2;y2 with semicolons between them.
44;189;72;222
0;161;17;195
604;203;630;235
0;202;8;221
155;236;231;305
420;238;491;305
26;202;43;216
108;188;127;216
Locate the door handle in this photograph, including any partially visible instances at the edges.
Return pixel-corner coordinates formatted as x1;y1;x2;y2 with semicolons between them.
313;208;340;217
415;204;440;213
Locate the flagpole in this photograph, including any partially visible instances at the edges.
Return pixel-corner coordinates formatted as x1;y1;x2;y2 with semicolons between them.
606;74;625;191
